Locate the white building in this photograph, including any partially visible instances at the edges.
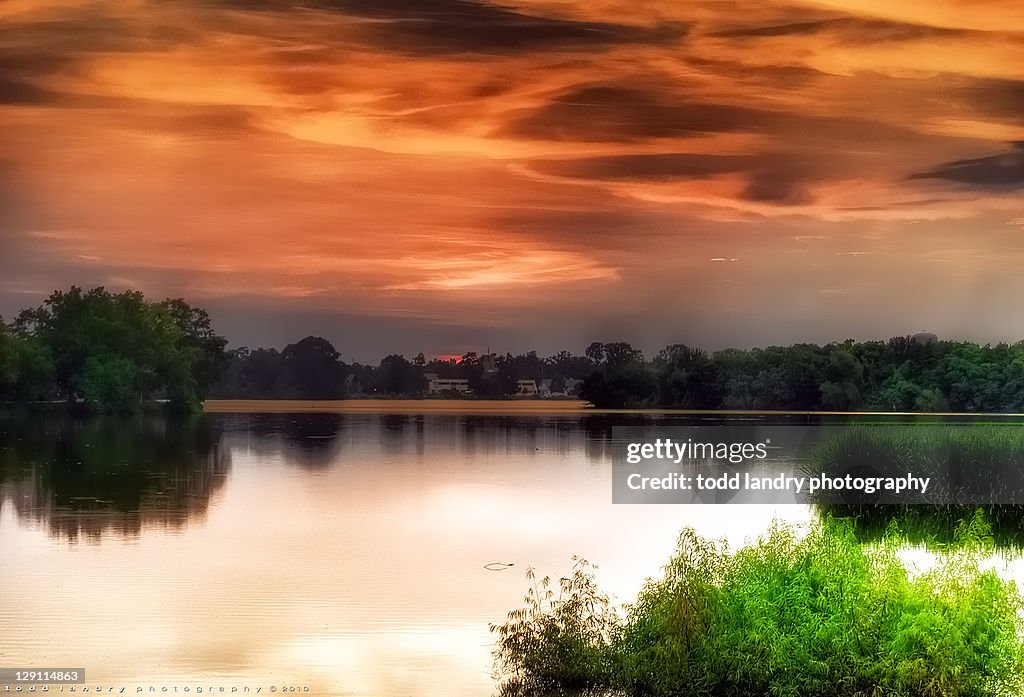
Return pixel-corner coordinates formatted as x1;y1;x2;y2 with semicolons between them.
425;373;471;395
517;379;538;396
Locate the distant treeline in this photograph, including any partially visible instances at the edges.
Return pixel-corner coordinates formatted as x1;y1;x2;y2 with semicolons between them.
5;287;1024;412
215;334;1024;412
574;337;1024;411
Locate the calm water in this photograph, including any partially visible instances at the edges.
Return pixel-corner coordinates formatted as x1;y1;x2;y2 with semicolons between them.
0;409;963;695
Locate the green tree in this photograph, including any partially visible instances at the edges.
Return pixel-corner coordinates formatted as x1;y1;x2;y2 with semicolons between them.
161;298;229;403
653;344;722;408
819;349;864;410
77;357;138;413
13;287;227;411
580;342;653;408
12;336;54;401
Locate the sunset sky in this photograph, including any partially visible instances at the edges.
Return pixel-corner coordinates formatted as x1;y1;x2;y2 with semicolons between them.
2;0;1023;358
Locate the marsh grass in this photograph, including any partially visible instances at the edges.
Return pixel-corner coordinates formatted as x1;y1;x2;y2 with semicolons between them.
492;517;1024;697
811;426;1024;546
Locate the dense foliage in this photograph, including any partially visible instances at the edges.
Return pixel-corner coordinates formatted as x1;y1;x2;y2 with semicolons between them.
211;346;599;399
214;336;1024;411
580;337;1024;410
0;287;227;412
812;426;1024;545
492;516;1024;697
8;288;1024;412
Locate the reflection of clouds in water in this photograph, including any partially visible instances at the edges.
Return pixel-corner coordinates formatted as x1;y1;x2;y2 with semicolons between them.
278;627;492;697
0;412;843;696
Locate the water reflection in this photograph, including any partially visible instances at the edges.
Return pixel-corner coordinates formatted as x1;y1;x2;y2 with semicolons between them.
0;413;229;540
0;410;886;696
212;412;638;469
215;413;350;468
0;412;837;543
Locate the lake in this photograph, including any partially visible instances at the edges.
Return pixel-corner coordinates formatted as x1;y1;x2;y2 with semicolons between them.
1;405;1012;695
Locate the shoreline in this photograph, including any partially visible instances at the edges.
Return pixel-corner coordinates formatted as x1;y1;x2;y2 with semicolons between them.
200;399;1024;417
201;399;591;414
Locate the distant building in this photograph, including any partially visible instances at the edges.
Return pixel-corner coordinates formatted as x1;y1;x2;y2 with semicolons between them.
344;373;364;395
911;331;938;345
516;379;538;396
480;352;497;373
538;378;554;397
425;373;471;395
563;378;584;397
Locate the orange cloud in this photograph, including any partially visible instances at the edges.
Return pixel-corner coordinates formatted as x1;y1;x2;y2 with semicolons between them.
2;0;1023;352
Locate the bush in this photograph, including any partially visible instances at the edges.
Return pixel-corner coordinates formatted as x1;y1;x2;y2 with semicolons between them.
494;519;1024;697
491;556;618;695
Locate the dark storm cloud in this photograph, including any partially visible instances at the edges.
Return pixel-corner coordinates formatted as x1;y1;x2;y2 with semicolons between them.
500;80;935;150
683;56;826;88
910;142;1024;189
499;85;768;141
0;44;75;105
837;198;956;212
489;208;675;249
0;49;73;79
529;153;761;180
740;172;815;205
3;15;202;60
0;13;203;104
954;77;1024;122
0;78;56;105
710;16;973;42
162;106;263;137
528;153;819;206
206;0;684;54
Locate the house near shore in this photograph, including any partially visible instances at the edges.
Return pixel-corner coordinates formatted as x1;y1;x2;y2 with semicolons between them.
516;379;538;396
425;373;471;395
563;378;583;397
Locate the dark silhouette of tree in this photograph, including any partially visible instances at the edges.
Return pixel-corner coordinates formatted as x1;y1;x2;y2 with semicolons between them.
8;288;1024;414
653;344;723;408
282;336;345;399
377;354;426;396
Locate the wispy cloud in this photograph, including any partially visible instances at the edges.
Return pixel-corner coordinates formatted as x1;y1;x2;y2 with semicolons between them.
1;0;1023;352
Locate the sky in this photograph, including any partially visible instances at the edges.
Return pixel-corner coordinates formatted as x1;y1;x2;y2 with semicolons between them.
1;0;1023;359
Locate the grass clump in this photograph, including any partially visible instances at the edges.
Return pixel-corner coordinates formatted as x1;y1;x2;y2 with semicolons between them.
811;426;1024;545
492;518;1024;697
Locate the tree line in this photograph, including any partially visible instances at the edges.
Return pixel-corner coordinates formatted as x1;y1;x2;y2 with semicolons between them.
212;333;1024;412
211;342;595;401
4;287;1024;412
